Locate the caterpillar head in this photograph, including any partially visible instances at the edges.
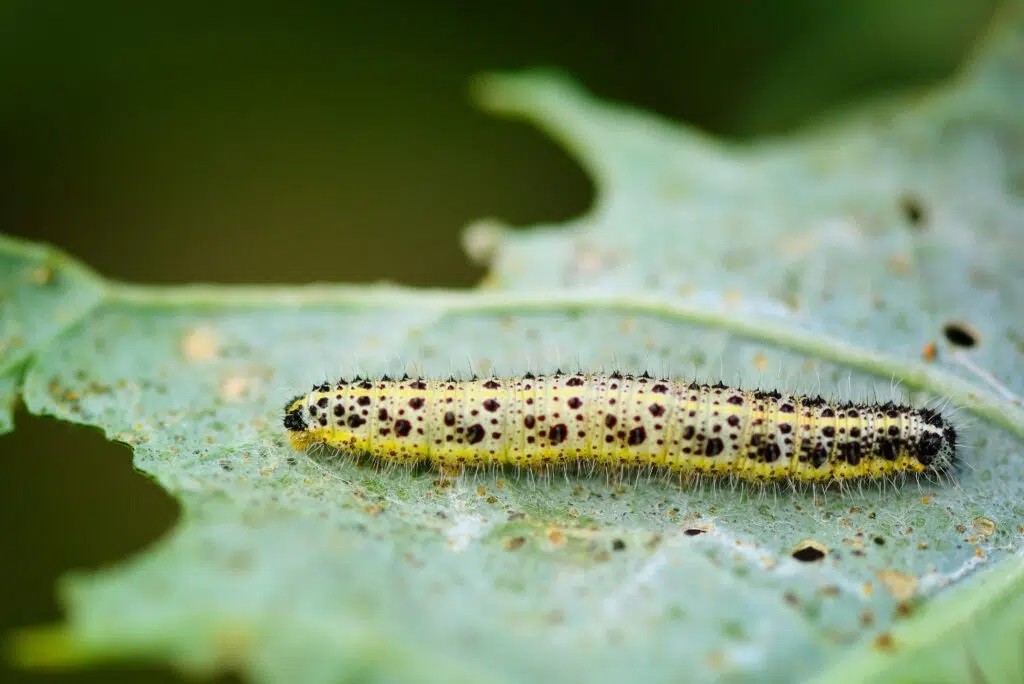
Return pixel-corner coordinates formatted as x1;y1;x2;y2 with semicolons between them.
283;393;315;450
916;408;958;474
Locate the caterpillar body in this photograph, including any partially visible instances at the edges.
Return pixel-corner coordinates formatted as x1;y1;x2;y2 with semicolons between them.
283;373;957;483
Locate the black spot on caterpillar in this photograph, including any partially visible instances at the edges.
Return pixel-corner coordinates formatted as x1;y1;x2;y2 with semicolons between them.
283;373;957;483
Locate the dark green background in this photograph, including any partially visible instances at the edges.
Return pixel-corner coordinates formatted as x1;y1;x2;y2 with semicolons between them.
0;2;998;681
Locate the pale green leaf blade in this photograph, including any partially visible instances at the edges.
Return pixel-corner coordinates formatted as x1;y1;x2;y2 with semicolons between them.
811;557;1024;684
0;235;105;433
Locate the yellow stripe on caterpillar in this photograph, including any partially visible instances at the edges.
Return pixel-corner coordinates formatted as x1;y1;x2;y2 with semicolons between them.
283;372;956;483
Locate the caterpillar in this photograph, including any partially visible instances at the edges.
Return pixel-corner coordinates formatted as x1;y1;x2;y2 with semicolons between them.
283;373;957;483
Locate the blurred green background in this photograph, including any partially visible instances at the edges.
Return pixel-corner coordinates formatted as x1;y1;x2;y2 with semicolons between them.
0;2;999;681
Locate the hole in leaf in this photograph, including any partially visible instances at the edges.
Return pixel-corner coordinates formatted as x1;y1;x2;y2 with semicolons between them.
942;322;979;348
1;412;179;634
791;540;828;562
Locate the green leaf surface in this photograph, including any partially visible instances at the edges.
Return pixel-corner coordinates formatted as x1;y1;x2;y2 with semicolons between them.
0;374;18;435
6;4;1024;683
0;237;105;434
810;556;1024;684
